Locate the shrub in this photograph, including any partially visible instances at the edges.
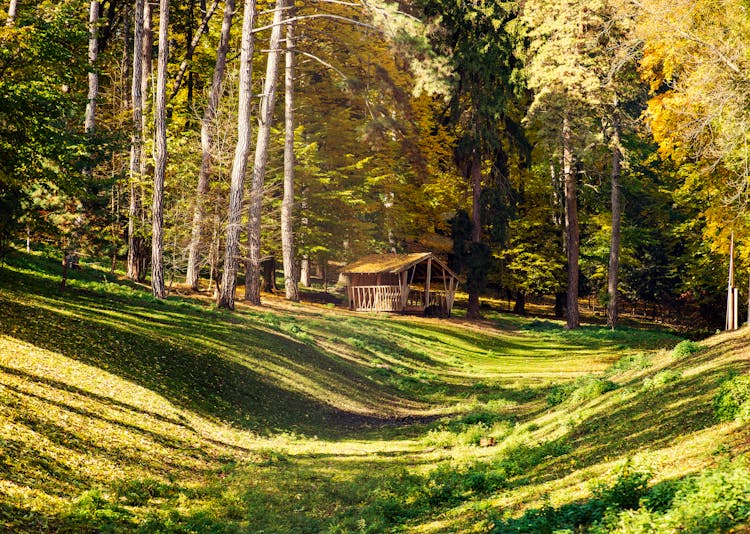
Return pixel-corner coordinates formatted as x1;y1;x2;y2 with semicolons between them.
490;462;650;533
607;353;652;374
599;460;750;533
713;373;750;422
547;376;617;407
61;489;134;532
642;370;682;391
670;340;702;359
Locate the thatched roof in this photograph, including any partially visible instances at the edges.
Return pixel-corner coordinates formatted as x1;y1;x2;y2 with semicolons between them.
341;252;457;279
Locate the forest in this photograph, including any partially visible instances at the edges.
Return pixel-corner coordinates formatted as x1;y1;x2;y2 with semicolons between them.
1;0;748;330
4;2;750;532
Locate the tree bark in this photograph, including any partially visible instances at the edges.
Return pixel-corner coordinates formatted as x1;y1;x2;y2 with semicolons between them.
151;0;169;299
185;0;235;290
466;147;482;320
127;0;145;281
606;108;622;329
85;0;99;135
282;5;299;301
563;113;580;329
6;0;17;26
217;0;256;310
245;0;285;304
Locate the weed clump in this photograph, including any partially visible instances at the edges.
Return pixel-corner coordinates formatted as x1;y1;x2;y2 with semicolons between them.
547;375;617;407
670;340;702;359
424;411;513;448
492;460;750;534
713;373;750;422
607;352;652;374
642;369;682;391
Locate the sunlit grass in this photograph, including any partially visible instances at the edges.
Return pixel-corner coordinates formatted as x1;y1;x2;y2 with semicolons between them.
0;248;748;532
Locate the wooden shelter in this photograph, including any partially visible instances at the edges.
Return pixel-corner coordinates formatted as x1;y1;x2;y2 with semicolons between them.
341;253;458;316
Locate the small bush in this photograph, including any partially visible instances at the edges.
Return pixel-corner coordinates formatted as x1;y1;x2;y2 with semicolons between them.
593;461;651;510
713;373;750;422
670;340;702;359
490;462;650;533
598;460;750;533
607;353;652;374
61;489;134;532
113;478;175;506
547;376;617;407
642;369;682;391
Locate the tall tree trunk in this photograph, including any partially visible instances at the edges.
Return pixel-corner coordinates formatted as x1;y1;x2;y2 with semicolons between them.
217;0;256;310
6;0;16;25
138;2;153;281
466;147;482;319
607;108;622;329
151;0;169;299
127;0;145;281
563;113;580;329
282;5;299;301
245;0;284;304
85;0;99;135
185;0;235;290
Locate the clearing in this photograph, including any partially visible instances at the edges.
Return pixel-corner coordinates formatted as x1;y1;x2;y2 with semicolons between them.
0;250;749;532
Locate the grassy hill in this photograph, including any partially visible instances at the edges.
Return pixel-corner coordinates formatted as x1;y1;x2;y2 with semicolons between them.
0;249;749;533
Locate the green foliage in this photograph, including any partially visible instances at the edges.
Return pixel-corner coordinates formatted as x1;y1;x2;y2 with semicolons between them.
60;489;134;533
424;411;514;448
713;373;750;422
547;376;618;407
606;352;653;374
594;460;750;533
491;462;650;533
670;339;702;359
112;479;177;507
642;370;683;391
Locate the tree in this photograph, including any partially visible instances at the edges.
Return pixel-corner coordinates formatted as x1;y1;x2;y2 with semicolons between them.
84;0;99;136
151;0;170;299
416;0;527;319
638;0;750;254
185;0;235;290
245;0;285;304
216;0;256;310
127;0;148;281
0;0;89;257
281;4;299;301
522;0;624;328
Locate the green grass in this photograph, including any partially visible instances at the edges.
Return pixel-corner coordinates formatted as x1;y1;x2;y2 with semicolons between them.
0;248;748;532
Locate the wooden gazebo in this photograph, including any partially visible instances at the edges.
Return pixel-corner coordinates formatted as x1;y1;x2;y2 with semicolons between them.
340;252;458;316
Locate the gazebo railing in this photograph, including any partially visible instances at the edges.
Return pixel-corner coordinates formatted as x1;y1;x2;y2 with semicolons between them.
349;285;403;311
406;289;449;314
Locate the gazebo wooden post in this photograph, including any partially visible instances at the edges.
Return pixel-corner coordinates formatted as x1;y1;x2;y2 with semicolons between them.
400;270;409;310
424;257;432;310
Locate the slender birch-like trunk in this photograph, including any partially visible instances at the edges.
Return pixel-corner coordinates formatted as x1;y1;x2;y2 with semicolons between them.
217;0;256;310
185;0;235;290
6;0;17;25
245;0;285;304
281;4;299;301
85;0;99;135
607;108;622;329
563;113;580;329
151;0;169;299
127;0;145;281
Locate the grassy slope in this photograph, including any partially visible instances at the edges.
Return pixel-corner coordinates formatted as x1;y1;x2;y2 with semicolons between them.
0;250;747;532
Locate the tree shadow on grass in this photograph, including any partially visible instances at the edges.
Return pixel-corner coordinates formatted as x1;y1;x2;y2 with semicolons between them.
0;271;438;439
